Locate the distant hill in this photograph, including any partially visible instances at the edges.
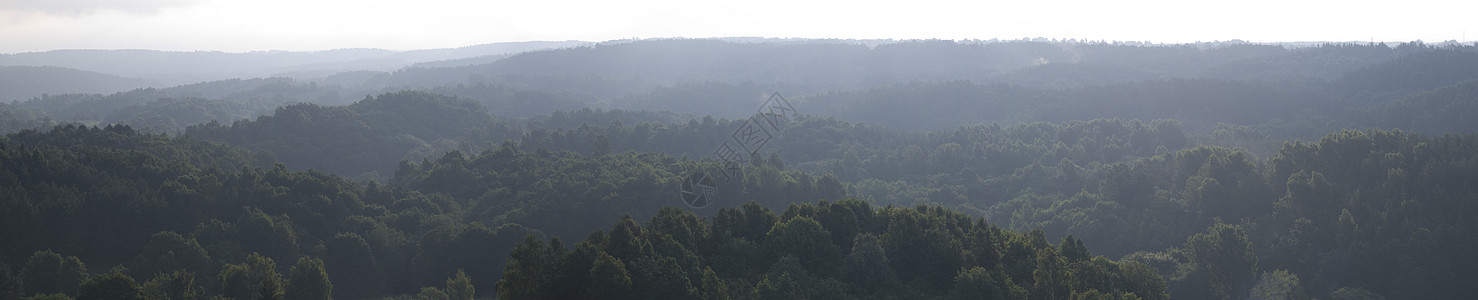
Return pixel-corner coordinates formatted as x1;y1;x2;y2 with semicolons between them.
0;41;589;85
388;39;1066;97
0;66;158;102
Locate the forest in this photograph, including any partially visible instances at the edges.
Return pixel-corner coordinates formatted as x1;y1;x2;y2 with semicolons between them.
1;38;1476;300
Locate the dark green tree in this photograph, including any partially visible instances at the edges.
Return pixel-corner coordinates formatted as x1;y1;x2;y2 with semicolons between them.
130;232;212;283
1250;270;1302;300
1330;287;1385;300
141;271;199;300
322;233;383;299
951;267;1025;300
219;253;282;300
1;262;18;300
75;272;143;300
496;235;555;300
284;257;331;300
256;278;284;300
19;250;87;297
841;233;896;286
1115;262;1167;300
587;252;633;300
1175;223;1258;300
698;267;728;300
414;287;448;300
764;216;841;276
445;270;473;300
1031;247;1071;300
21;294;72;300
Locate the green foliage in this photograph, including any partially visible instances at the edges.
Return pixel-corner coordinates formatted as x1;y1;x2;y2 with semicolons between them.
950;266;1025;300
141;271;200;300
587;252;633;300
1031;247;1071;300
497;200;1163;299
185;91;513;178
21;294;71;300
19;250;87;297
841;233;896;287
444;270;473;300
1113;262;1166;300
1329;287;1385;300
322;233;381;299
494;235;555;300
76;272;143;300
218;253;281;300
284;257;331;300
130;232;213;283
1171;223;1258;300
698;268;727;300
1250;270;1304;300
413;287;447;300
0;262;18;300
764;216;840;276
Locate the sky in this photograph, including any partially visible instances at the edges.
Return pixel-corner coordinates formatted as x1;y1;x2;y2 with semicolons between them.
1;0;1474;53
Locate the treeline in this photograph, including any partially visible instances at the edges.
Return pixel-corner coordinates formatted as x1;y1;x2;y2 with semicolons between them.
497;202;1167;300
185;91;515;179
0;123;844;299
1;78;349;133
5;114;1478;299
0;125;530;298
507;108;1478;298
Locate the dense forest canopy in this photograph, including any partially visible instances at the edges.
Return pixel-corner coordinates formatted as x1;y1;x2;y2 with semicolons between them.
1;38;1476;300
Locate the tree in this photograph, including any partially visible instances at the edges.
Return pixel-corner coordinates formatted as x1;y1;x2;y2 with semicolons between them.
130;232;212;281
1060;235;1089;262
751;256;807;300
1175;223;1258;300
257;277;284;300
219;253;282;300
764;216;840;276
627;254;696;300
1;262;19;300
75;272;143;300
1115;262;1167;300
1031;247;1071;300
496;235;555;300
606;216;650;262
593;135;611;156
968;224;1002;269
414;287;448;300
842;233;896;286
21;294;71;300
951;267;1024;300
1329;287;1385;300
699;268;728;300
883;210;965;287
141;271;199;300
1250;270;1301;300
445;270;473;300
19;250;87;297
284;257;331;300
322;233;383;299
587;252;633;300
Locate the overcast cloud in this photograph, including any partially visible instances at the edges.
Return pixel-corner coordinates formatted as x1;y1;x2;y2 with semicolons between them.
0;0;198;16
0;0;1474;53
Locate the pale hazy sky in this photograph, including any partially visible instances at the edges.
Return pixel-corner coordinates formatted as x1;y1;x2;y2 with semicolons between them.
1;0;1473;53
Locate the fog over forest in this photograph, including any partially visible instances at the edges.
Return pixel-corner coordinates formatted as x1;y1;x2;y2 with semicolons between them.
2;37;1476;300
